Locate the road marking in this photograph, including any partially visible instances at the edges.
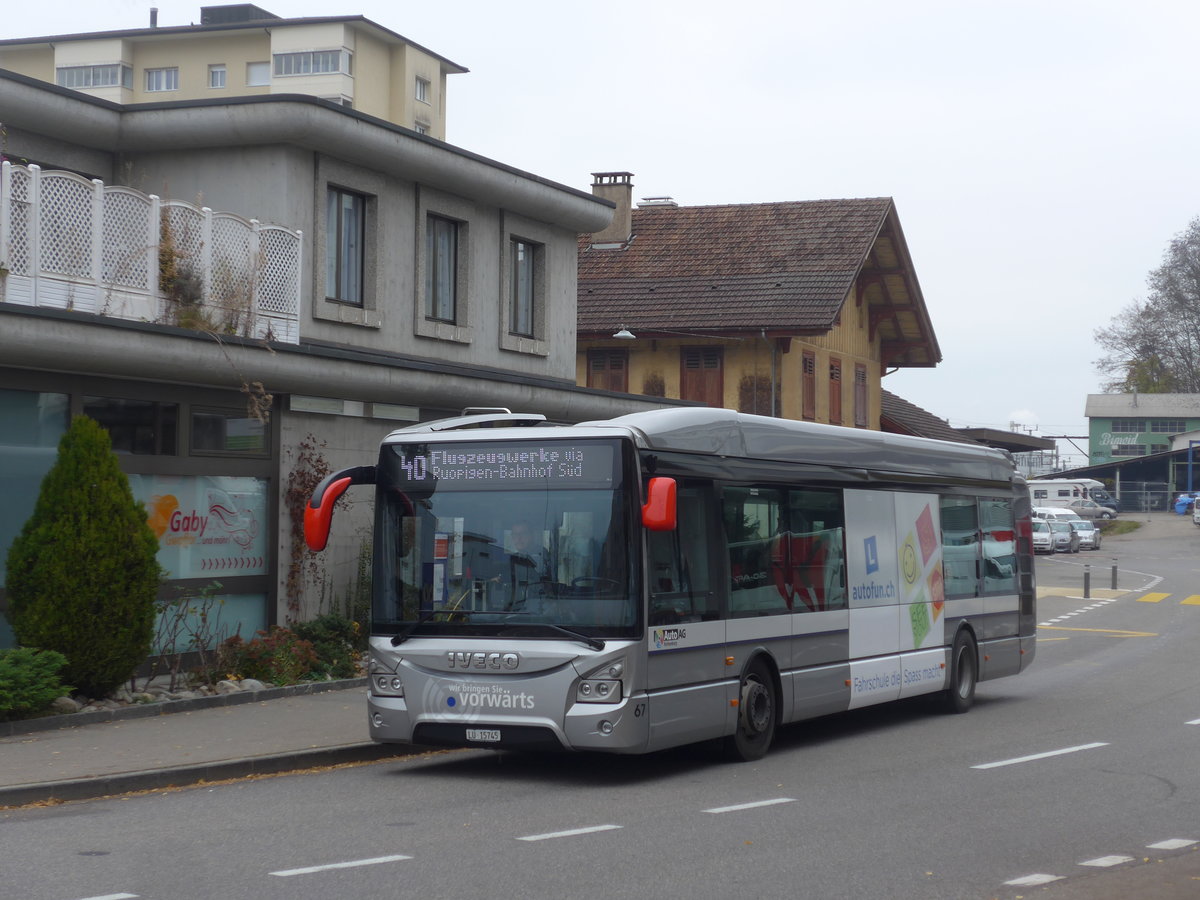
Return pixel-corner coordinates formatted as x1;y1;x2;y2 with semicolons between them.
1187;719;1200;726
1137;592;1170;603
270;855;412;877
1182;595;1200;605
1148;839;1197;850
1080;855;1134;867
704;798;797;814
1004;873;1062;886
972;742;1109;770
517;824;622;842
78;895;139;900
1037;625;1156;637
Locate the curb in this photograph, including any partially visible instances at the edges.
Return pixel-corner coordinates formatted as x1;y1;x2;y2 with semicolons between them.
0;740;422;808
0;677;368;739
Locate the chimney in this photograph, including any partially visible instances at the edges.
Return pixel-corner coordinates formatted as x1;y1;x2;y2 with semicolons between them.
590;172;634;245
150;7;158;26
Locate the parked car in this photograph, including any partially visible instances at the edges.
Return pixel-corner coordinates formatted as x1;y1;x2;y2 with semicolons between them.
1034;506;1086;523
1066;499;1118;520
1070;519;1101;550
1193;505;1200;527
1031;518;1055;554
1049;519;1081;553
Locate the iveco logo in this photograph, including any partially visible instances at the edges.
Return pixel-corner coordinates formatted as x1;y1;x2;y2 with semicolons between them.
447;651;520;670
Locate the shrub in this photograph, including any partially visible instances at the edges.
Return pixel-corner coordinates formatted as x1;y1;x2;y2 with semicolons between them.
4;416;162;697
218;626;318;686
0;648;72;722
293;613;362;679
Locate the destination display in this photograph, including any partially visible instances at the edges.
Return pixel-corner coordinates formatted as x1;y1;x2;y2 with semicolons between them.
388;440;617;489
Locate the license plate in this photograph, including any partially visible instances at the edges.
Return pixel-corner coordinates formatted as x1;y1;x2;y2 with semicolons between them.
466;728;501;743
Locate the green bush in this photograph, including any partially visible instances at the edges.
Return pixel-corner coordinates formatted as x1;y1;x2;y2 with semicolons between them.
293;614;362;679
4;416;162;697
0;648;72;722
218;626;319;686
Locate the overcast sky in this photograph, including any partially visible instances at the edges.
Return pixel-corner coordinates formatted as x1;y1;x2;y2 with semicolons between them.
8;1;1199;466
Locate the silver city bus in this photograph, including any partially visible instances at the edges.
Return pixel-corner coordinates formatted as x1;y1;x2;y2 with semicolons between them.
305;407;1036;761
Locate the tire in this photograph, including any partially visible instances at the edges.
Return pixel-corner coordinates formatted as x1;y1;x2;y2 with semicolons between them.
943;630;977;714
1101;512;1113;520
724;659;777;761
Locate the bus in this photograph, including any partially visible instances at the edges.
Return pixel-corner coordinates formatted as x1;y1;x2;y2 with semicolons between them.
305;407;1036;761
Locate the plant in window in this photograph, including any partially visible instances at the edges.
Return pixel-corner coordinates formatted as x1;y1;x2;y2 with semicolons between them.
4;416;163;697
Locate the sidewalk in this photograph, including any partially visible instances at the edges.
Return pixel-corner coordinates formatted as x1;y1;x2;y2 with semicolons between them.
0;679;419;807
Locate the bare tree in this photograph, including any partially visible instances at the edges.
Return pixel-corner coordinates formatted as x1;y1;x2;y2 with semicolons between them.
1095;217;1200;393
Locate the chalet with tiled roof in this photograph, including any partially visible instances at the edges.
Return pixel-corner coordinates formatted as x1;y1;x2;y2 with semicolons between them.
577;172;940;428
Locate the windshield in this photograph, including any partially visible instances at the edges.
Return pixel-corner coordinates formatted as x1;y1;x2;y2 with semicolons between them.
373;437;639;639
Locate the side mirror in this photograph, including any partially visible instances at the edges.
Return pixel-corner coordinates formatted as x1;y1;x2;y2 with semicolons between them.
304;466;376;551
642;476;677;532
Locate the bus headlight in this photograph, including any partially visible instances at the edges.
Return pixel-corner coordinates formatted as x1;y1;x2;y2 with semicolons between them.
576;659;624;704
372;674;405;697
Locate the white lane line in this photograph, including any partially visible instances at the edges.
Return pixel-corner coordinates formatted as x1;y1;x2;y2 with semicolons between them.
704;797;797;814
270;855;412;877
972;742;1109;770
1080;855;1134;867
517;824;622;842
1004;874;1062;886
1187;719;1200;725
1148;839;1197;850
78;895;139;900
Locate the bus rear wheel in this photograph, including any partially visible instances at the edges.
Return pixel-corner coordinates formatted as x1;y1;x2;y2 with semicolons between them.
943;630;977;714
725;660;777;761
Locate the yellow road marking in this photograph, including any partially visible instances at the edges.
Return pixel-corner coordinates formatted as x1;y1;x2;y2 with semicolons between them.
1038;625;1157;637
1182;596;1200;606
1137;593;1171;603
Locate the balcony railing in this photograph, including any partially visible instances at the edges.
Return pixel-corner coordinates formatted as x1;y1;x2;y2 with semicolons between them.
0;162;302;343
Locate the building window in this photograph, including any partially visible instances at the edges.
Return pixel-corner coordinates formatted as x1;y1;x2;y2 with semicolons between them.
1111;444;1147;457
1150;419;1185;433
425;215;459;322
510;240;538;337
208;64;227;89
274;50;351;77
145;67;179;92
1110;418;1143;433
414;122;430;135
83;397;178;455
415;76;430;103
56;64;132;89
587;348;628;392
192;408;268;455
801;352;816;420
854;364;868;428
828;359;842;425
681;347;723;407
325;188;366;305
246;61;270;86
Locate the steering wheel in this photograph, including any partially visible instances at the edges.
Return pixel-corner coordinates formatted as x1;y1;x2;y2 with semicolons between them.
571;576;622;591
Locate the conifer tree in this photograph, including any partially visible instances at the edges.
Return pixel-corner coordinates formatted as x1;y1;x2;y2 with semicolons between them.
4;416;162;697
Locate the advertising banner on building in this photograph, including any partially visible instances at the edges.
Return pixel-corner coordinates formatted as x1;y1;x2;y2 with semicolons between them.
128;475;269;579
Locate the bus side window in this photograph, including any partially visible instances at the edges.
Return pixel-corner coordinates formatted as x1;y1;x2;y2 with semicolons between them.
647;484;715;623
784;489;847;612
722;486;789;617
940;497;980;598
980;498;1016;594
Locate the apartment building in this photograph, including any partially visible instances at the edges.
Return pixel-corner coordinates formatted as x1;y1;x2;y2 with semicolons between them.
0;3;464;138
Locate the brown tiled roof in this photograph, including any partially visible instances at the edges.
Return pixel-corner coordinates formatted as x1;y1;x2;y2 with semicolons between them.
880;389;979;444
579;198;889;332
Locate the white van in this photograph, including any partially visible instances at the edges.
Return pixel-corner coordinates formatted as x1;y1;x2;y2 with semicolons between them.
1034;506;1084;522
1028;478;1120;512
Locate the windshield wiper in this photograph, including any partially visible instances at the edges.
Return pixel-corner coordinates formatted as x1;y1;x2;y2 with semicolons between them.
390;609;479;646
502;622;605;651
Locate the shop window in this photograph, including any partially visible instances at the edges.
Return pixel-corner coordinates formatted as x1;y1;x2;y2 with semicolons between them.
83;397;178;455
191;409;269;455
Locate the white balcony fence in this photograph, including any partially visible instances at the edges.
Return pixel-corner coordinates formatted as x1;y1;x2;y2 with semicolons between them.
0;162;302;343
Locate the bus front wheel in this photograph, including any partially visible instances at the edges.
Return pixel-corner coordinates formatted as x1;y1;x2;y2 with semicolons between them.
943;630;977;714
725;659;777;762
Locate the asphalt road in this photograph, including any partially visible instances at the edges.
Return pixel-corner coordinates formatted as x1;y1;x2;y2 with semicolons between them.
3;516;1198;900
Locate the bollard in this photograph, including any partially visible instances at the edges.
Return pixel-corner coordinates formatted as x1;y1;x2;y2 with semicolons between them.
1083;565;1091;599
1111;559;1118;590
